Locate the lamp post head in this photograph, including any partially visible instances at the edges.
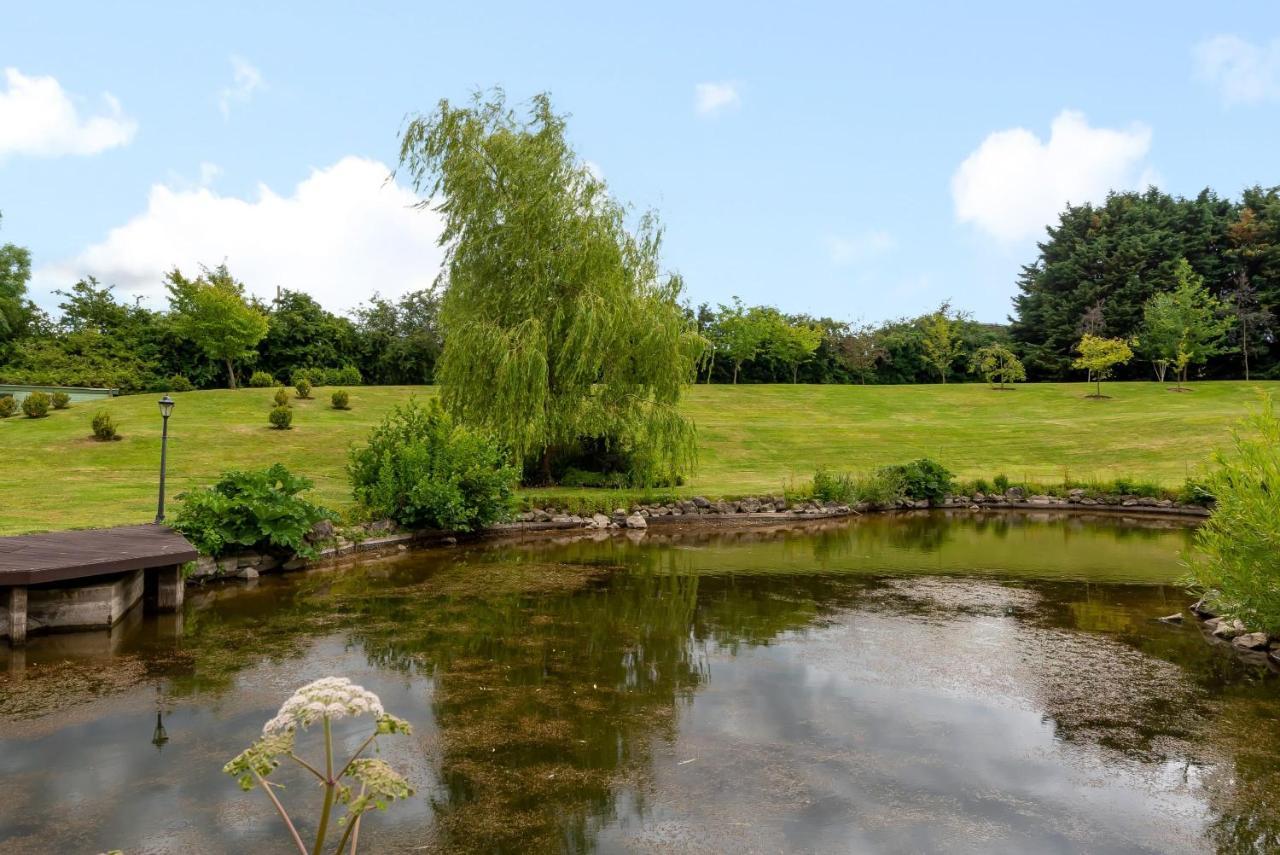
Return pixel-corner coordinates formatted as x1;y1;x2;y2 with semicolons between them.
158;395;175;419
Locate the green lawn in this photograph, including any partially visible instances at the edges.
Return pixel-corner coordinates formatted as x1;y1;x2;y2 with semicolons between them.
1;381;1273;534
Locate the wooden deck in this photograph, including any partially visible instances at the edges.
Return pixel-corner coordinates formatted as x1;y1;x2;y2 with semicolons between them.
0;524;196;644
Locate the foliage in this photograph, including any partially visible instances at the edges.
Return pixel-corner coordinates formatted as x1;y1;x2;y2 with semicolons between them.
765;315;825;384
1072;334;1134;397
811;467;857;504
50;391;70;409
91;410;119;441
831;322;886;383
877;458;953;505
352;288;442;384
224;677;413;855
0;215;38;363
167;374;194;393
1140;258;1233;389
166;264;268;389
249;370;274;388
272;387;291;407
853;469;907;507
348;398;517;531
21;391;49;418
993;473;1011;493
174;463;333;557
269;405;294;430
0;395;15;418
257;290;358;380
919;302;967;383
295;379;312;400
1189;395;1280;633
969;343;1026;389
560;467;630;489
331;389;350;410
400;91;702;486
710;298;772;384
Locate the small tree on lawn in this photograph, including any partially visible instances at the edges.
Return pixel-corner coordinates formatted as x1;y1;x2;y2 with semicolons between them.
766;316;825;383
832;322;885;384
920;301;965;383
714;297;771;384
1072;334;1133;398
969;343;1026;390
167;264;268;389
1139;258;1233;391
1226;270;1273;382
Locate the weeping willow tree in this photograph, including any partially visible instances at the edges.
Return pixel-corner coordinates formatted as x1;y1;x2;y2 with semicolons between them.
398;91;704;484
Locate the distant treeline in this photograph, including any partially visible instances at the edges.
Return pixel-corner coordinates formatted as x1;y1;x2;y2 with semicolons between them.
1;183;1277;391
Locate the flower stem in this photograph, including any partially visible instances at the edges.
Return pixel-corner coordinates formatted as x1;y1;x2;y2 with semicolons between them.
333;784;366;854
253;770;308;855
313;717;335;855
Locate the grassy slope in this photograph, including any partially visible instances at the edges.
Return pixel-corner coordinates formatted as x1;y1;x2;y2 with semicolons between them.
0;380;1273;534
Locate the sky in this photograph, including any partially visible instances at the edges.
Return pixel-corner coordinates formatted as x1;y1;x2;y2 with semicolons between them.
1;1;1278;324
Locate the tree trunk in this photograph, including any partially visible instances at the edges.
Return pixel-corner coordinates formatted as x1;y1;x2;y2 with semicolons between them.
1095;376;1102;397
792;365;798;384
540;445;553;486
732;363;739;384
225;357;237;389
1242;321;1250;381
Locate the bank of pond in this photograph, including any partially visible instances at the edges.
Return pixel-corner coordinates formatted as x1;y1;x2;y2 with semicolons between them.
1;511;1278;854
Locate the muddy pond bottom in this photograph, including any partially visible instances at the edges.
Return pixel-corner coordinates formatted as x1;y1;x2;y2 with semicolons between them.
1;511;1277;854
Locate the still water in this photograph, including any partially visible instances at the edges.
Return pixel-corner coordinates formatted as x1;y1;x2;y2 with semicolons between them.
2;511;1278;854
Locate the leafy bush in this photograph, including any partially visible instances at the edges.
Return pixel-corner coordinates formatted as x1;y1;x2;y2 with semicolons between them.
333;365;362;386
295;379;312;400
812;467;857;504
878;458;953;505
854;469;906;507
331;389;350;410
1189;395;1280;633
291;367;320;386
91;410;120;441
269;405;294;430
993;473;1010;493
1178;478;1214;507
0;396;16;418
272;387;291;407
21;391;50;418
174;463;335;558
50;391;71;409
1111;477;1162;498
249;370;274;387
168;374;195;392
348;398;517;532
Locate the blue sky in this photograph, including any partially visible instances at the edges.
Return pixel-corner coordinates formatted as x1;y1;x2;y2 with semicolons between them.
2;1;1278;323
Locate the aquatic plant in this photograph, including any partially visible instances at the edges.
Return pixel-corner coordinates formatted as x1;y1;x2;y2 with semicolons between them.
224;677;413;855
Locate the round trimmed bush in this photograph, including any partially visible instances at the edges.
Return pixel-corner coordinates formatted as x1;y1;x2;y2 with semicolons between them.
22;391;50;418
331;389;350;410
334;365;362;386
51;391;71;410
295;379;312;400
269;405;294;430
0;396;16;418
91;410;120;441
248;370;274;388
168;374;195;392
272;387;291;408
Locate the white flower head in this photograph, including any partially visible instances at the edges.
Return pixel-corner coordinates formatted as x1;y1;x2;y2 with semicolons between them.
263;677;385;734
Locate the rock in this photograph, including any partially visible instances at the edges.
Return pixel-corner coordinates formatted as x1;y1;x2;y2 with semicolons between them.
692;496;711;508
533;509;553;522
441;536;458;546
591;513;610;529
281;557;307;572
1157;499;1173;508
258;554;280;572
968;504;980;511
1212;618;1247;640
216;556;238;575
1190;595;1218;619
1028;495;1053;505
613;507;627;517
306;519;336;543
1079;497;1097;505
1121;499;1139;507
192;555;219;579
1004;487;1025;501
1137;497;1159;507
1233;632;1270;650
739;498;761;513
368;518;396;533
236;551;262;569
624;512;648;529
1158;612;1184;624
1067;488;1085;502
237;567;259;580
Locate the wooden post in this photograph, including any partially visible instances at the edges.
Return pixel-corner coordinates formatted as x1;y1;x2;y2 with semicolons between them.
7;587;28;646
153;565;184;612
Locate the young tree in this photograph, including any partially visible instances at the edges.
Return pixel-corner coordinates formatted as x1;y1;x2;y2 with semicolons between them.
713;298;770;384
1072;334;1134;398
0;213;37;363
166;264;268;388
766;315;824;383
398;91;704;484
969;343;1026;390
919;301;965;383
832;322;886;384
1139;258;1233;390
1226;271;1273;381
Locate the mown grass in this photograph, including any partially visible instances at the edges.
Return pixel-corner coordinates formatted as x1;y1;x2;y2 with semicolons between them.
0;381;1273;534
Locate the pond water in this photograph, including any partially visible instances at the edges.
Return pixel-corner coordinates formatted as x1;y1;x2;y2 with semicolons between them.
2;511;1278;854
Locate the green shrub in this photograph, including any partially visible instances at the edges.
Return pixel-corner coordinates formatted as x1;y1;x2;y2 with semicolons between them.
290;367;318;387
249;370;274;388
50;391;71;409
1177;478;1214;507
168;374;195;392
853;469;906;507
348;398;517;532
812;467;857;504
0;396;16;418
969;477;991;494
560;467;629;489
993;473;1010;493
21;391;50;418
174;463;335;558
295;379;312;400
878;458;953;505
331;389;350;410
1110;477;1162;498
272;387;291;407
91;410;119;441
1189;395;1280;633
333;365;362;386
269;405;294;430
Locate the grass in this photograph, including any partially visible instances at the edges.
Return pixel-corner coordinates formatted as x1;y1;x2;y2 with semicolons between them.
0;380;1274;534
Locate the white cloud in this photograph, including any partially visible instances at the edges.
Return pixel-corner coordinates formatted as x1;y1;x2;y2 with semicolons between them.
824;230;895;265
1194;35;1280;104
218;55;263;118
951;110;1154;242
694;82;740;117
33;156;445;313
0;68;136;159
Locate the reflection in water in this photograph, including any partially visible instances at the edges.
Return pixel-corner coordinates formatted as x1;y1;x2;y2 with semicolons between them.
0;512;1276;853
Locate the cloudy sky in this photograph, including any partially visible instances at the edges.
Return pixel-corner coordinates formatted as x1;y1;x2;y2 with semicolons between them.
1;2;1277;322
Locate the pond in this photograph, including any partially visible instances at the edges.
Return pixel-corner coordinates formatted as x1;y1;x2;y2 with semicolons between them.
1;511;1278;854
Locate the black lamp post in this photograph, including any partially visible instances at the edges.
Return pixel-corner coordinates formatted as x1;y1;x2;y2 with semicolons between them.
155;395;175;524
